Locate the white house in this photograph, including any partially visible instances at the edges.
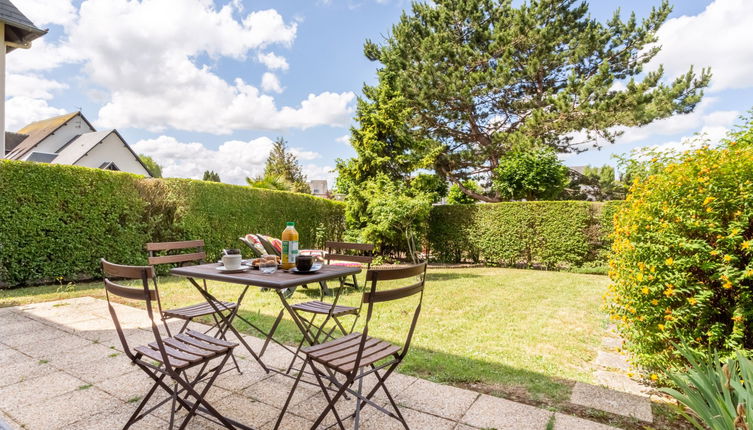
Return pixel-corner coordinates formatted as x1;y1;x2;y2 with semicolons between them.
3;112;152;176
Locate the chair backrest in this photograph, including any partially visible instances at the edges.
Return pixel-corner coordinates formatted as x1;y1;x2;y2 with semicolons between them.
355;262;427;372
325;241;374;267
146;240;206;266
101;259;172;368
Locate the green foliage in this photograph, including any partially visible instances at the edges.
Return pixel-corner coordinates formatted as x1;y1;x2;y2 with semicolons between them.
662;346;753;430
567;165;627;201
492;147;569;200
608;125;753;372
202;170;221;182
360;177;433;261
0;161;148;286
365;0;710;202
246;174;294;191
0;161;345;287
258;137;310;193
138;154;162;178
429;201;598;268
447;181;481;205
408;173;447;204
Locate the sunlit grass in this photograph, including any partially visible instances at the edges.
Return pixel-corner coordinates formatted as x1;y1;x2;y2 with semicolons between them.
0;267;609;405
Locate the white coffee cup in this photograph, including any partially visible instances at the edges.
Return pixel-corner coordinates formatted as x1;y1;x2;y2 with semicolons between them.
222;254;242;270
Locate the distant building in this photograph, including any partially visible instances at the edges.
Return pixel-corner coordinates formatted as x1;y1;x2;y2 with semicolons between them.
3;112;152;176
309;179;328;198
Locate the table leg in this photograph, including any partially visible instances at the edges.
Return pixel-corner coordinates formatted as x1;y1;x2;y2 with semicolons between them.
186;278;269;373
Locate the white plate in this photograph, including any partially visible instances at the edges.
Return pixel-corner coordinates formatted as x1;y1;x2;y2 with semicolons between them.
290;265;322;274
216;265;250;273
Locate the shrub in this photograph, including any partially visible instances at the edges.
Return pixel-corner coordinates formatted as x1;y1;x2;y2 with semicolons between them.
608;137;753;372
429;201;597;268
0;161;345;287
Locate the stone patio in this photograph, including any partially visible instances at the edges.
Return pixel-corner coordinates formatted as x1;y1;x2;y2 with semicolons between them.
0;297;620;430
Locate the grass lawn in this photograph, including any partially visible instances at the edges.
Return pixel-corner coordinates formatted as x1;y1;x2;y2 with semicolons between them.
0;267;609;408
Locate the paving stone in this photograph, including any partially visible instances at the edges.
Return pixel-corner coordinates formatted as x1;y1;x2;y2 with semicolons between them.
5;387;121;430
243;374;318;408
259;412;315;430
397;378;478;420
360;371;418;403
554;413;620;430
45;342;122;369
460;394;553;430
0;410;22;430
214;357;271;392
0;371;85;410
594;370;650;397
65;407;166;430
62;347;137;383
19;334;92;359
0;318;49;337
287;390;360;428
600;337;623;351
595;351;630;371
95;369;157;402
570;382;653;422
453;424;480;430
213;393;282;429
0;357;57;388
0;348;26;366
360;406;457;430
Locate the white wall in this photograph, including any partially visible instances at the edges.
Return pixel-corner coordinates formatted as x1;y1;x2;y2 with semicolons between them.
74;132;151;176
20;115;95;159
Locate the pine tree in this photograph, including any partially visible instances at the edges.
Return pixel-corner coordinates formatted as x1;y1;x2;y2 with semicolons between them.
202;170;221;182
259;138;310;193
363;0;711;202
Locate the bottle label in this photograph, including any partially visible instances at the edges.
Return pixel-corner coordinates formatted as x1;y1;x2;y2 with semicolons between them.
282;241;299;263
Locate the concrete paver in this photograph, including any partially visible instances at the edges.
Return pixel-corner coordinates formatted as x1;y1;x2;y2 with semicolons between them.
0;297;628;430
570;382;653;422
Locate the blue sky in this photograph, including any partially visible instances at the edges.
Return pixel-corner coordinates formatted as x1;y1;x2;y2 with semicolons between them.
7;0;753;185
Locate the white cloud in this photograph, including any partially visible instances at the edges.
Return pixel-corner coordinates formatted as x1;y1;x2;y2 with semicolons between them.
648;0;753;91
644;125;732;154
257;52;289;70
17;0;355;134
290;147;321;161
6;74;67;100
261;72;283;93
5;97;66;131
14;0;77;26
302;163;336;187
336;134;351;146
133;135;275;185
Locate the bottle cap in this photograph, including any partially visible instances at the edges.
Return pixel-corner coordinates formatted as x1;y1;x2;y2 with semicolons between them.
286;222;295;226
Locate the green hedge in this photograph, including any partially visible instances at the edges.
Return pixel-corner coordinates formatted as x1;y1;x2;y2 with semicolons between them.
428;201;621;268
0;161;345;287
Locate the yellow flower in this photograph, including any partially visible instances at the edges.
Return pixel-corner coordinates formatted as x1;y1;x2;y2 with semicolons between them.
745;269;753;277
650;374;659;381
641;287;649;295
688;298;698;305
711;250;720;256
724;281;733;289
636;273;644;282
651;299;659;305
742;240;752;250
724;255;733;263
664;288;675;297
658;324;665;331
665;258;674;266
703;196;716;206
707;207;713;213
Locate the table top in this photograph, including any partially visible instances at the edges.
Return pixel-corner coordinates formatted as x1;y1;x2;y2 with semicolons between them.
171;263;362;290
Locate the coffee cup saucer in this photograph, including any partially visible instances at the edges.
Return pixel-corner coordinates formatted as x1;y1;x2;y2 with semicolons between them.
216;265;250;273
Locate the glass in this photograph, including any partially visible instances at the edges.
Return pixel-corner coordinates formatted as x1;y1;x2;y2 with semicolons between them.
259;254;278;274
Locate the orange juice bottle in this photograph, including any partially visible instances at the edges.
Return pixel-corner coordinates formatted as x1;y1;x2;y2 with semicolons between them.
281;222;299;269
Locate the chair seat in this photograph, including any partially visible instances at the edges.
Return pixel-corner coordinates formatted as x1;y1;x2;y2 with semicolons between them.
134;329;237;369
163;300;237;319
303;332;400;374
291;300;358;316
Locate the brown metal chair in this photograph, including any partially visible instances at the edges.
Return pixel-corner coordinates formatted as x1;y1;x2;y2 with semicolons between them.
146;240;238;337
274;262;428;430
101;259;243;430
325;241;374;290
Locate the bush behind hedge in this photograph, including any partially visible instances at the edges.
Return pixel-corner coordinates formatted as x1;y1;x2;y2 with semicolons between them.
429;200;618;268
0;161;345;287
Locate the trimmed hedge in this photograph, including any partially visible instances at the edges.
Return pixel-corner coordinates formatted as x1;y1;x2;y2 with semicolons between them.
428;201;621;269
0;161;345;287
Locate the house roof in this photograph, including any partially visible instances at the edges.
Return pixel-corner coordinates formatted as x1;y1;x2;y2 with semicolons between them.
0;0;47;52
51;130;113;165
5;112;91;160
4;131;28;154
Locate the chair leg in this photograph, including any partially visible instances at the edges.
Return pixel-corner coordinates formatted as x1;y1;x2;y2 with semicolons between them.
309;360;348;430
175;354;236;430
260;310;284;357
353;367;365;430
123;373;166;429
286;313;318;374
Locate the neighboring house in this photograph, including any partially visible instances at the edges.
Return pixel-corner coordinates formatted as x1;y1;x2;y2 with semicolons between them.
309;179;329;198
3;112;152;176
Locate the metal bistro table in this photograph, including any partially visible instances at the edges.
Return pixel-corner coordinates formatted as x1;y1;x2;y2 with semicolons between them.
170;263;362;374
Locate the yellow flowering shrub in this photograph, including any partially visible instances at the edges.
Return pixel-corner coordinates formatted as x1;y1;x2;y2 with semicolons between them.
609;117;753;373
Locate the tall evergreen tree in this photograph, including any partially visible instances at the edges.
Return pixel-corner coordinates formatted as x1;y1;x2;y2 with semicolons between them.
259;137;310;193
363;0;711;202
139;154;162;178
